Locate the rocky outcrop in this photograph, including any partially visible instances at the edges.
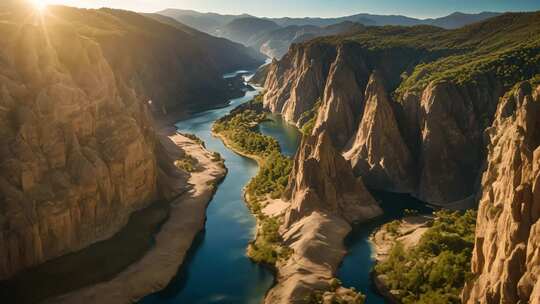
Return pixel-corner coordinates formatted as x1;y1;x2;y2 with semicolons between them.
283;130;382;227
265;212;357;304
463;82;540;304
263;43;337;126
343;72;414;192
312;45;370;148
266;129;381;303
0;3;257;279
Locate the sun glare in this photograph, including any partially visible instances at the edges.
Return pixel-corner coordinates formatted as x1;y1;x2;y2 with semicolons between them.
30;0;48;12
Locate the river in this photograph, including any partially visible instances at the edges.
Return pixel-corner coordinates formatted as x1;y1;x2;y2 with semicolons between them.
140;76;300;304
140;71;430;304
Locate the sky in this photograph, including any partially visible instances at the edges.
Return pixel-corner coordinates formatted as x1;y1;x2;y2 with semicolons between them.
44;0;540;19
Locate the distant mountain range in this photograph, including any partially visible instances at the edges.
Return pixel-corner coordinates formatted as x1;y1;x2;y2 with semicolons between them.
157;9;502;59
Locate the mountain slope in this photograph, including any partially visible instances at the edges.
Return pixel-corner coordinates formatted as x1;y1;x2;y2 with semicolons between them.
156;8;250;34
217;17;281;46
0;2;261;280
253;21;365;59
271;11;501;28
161;9;501;30
427;11;501;29
159;9;502;59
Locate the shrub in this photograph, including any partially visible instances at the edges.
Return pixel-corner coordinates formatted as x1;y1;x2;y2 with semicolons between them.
174;155;198;172
246;152;293;199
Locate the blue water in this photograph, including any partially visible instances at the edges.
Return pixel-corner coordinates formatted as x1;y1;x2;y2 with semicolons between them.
338;192;433;304
259;113;301;158
140;82;300;304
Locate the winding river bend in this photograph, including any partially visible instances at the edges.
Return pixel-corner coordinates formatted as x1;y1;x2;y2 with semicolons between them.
141;77;300;304
141;72;430;304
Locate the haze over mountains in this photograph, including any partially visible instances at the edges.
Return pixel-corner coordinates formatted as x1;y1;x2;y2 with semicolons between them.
158;9;501;58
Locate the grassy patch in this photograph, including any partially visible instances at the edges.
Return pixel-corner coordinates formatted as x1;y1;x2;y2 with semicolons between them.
246;152;292;199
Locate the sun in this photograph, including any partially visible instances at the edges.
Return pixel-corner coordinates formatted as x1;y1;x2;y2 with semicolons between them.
30;0;48;12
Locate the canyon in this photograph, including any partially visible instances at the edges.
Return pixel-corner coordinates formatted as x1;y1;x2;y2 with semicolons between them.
1;1;540;304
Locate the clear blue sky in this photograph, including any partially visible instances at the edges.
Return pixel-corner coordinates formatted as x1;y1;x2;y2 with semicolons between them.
46;0;540;18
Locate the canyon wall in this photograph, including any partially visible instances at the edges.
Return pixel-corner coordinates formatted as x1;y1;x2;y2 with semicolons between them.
0;3;259;279
261;40;505;206
463;82;540;304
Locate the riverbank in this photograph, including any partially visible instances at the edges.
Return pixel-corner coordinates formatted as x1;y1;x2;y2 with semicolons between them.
369;215;432;304
45;126;227;304
213;103;368;304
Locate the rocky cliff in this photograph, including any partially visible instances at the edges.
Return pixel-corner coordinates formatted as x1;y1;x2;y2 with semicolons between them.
462;81;540;304
283;130;382;227
263;43;337;126
261;12;540;206
343;72;415;193
0;2;259;279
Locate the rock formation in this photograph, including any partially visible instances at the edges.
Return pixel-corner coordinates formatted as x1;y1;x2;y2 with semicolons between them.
283;130;382;227
259;11;540;302
0;3;258;279
260;21;516;206
263;44;337;126
344;72;415;193
463;82;540;304
312;44;369;148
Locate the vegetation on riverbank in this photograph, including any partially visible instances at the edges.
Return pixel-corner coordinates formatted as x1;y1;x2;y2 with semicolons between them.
213;108;279;156
374;210;477;304
179;132;205;147
212;97;293;265
305;278;366;304
174;154;199;172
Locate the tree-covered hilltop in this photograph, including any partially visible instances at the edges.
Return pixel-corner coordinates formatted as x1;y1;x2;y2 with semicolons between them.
300;12;540;95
